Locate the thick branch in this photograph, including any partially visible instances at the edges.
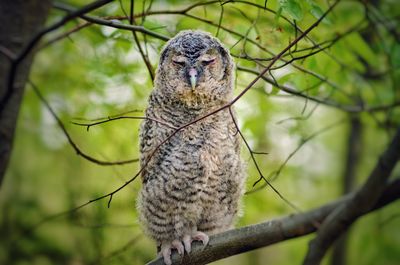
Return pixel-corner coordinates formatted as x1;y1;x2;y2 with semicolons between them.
146;179;400;265
303;126;400;265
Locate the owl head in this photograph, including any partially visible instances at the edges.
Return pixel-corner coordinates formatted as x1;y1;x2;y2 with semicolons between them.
155;30;234;107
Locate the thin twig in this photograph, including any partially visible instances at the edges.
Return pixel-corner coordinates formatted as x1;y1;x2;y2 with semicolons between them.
72;115;177;130
37;22;91;51
122;0;155;81
29;80;139;166
53;2;169;41
228;107;301;212
247;119;346;194
72;109;143;122
237;66;400;113
1;0;115;112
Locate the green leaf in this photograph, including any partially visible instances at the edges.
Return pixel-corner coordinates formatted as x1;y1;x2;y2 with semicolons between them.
275;7;283;23
310;4;332;25
279;0;303;21
310;4;323;18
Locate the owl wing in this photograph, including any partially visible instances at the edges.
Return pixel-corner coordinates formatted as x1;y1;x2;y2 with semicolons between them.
139;109;176;183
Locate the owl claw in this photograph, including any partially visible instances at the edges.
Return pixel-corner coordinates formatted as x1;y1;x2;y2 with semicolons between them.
182;231;209;254
159;239;184;265
159;232;209;264
183;234;192;253
171;239;184;255
192;231;209;248
159;243;172;265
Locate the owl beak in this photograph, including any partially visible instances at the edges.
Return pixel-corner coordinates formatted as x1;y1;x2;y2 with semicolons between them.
189;68;198;89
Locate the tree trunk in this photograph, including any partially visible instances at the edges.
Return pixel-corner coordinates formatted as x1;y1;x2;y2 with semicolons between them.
0;0;52;187
331;116;361;265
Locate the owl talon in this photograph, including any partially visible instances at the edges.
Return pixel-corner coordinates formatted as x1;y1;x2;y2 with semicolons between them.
172;239;184;255
182;231;209;254
159;239;185;264
160;243;172;265
183;234;192;253
192;231;209;247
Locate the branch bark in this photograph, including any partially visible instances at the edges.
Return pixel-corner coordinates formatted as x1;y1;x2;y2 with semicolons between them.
303;126;400;265
53;2;169;41
146;179;400;265
331;115;361;265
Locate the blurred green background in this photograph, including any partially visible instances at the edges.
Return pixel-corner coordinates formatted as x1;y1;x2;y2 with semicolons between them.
1;0;400;264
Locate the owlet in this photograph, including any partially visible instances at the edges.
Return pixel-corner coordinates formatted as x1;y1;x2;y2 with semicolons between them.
138;30;245;265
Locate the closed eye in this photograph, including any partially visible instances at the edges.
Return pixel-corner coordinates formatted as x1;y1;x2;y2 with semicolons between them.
202;58;215;65
172;59;185;66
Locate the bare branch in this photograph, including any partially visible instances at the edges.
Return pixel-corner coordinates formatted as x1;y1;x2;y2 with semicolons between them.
1;0;115;112
53;2;169;41
72;116;177;130
247;119;346;194
72;109;143;122
230;1;340;106
228;107;301;212
122;0;155;81
37;22;91;51
237;66;400;113
30;80;139;166
303;126;400;265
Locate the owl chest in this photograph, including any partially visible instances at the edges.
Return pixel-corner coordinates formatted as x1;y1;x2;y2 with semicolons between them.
151;122;233;181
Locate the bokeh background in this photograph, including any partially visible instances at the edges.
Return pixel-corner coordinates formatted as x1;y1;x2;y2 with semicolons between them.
1;0;399;264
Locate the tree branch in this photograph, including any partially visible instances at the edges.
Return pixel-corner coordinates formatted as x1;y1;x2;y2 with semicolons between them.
303;126;400;265
121;0;155;81
53;2;169;41
146;178;400;265
30;81;139;166
237;65;400;113
0;0;115;113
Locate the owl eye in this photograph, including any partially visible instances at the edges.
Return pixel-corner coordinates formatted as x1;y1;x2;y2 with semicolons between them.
202;58;216;65
172;59;185;66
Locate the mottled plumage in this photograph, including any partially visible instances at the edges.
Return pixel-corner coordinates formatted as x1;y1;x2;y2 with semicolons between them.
138;30;245;264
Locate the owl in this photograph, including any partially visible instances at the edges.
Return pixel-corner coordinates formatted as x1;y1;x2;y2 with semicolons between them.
138;30;245;265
